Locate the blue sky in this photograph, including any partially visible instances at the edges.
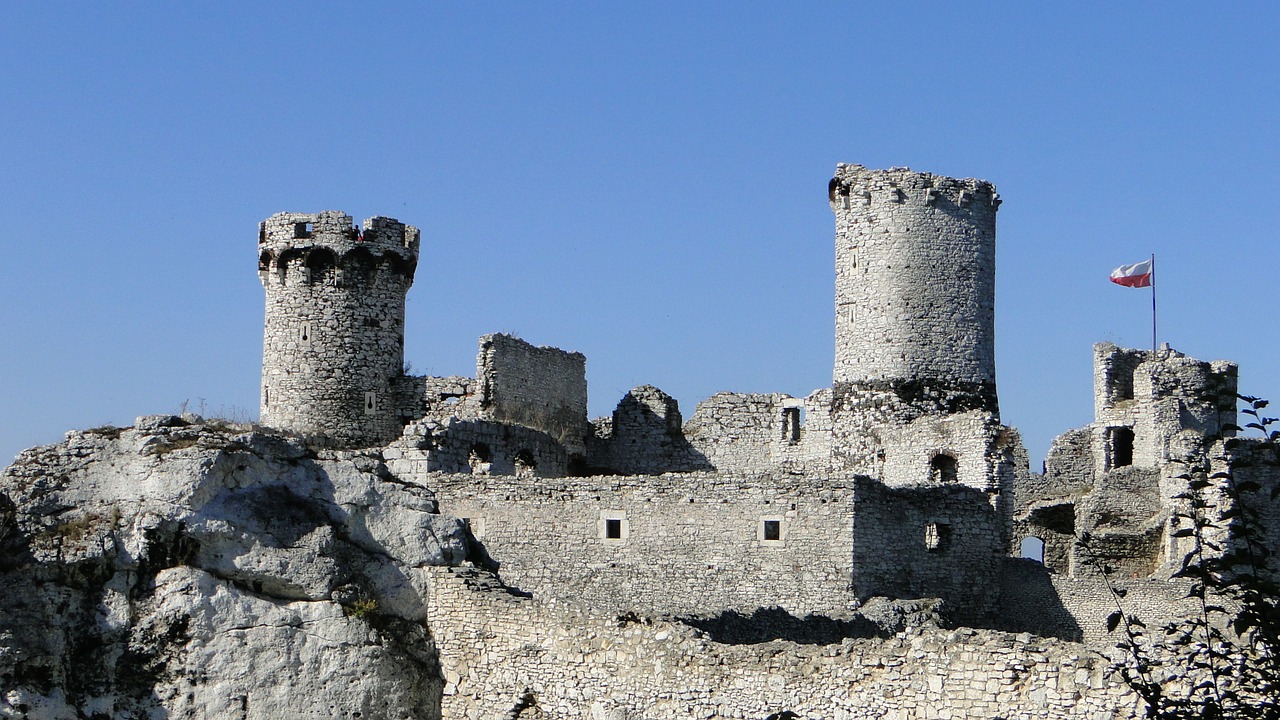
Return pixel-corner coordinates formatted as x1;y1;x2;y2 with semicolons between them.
2;3;1277;468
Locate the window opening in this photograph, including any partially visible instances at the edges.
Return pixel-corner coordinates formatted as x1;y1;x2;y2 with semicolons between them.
1107;427;1135;469
763;520;781;541
468;443;492;474
605;518;622;540
364;391;378;415
514;449;536;478
1020;537;1046;564
299;321;312;344
294;222;312;239
930;453;958;483
1109;366;1135;403
781;407;802;444
924;522;949;552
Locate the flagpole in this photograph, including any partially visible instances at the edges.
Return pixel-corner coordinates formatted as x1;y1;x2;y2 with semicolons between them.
1151;253;1157;352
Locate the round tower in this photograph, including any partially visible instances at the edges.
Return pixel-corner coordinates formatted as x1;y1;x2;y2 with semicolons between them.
828;164;1000;418
258;211;419;447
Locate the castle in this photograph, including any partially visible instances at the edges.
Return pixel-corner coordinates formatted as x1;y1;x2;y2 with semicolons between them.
249;164;1270;717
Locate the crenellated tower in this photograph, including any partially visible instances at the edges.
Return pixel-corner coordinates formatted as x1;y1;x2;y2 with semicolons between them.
828;164;1002;472
258;211;419;447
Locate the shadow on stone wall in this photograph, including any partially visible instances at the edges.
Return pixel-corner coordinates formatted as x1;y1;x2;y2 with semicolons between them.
989;558;1083;642
676;607;886;645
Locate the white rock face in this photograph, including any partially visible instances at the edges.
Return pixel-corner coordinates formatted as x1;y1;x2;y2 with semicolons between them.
0;415;467;719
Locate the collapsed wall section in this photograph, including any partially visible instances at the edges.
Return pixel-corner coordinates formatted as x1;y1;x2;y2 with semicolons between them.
476;333;588;457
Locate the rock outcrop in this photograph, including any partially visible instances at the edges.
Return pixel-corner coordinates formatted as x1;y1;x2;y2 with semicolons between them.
0;415;467;719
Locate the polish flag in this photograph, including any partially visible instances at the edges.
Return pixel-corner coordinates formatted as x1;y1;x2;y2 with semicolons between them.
1110;259;1153;288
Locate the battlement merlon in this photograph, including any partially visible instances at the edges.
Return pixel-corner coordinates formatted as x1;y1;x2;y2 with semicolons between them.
257;211;421;258
828;164;1000;209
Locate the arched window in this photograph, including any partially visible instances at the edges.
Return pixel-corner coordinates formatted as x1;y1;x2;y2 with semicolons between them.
468;443;492;474
1020;536;1046;564
341;247;378;286
514;449;537;478
930;453;958;483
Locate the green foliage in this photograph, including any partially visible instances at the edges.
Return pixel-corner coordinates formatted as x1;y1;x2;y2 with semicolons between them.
349;597;379;619
1081;395;1280;719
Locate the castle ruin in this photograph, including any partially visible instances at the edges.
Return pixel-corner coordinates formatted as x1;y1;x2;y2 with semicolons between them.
245;164;1275;717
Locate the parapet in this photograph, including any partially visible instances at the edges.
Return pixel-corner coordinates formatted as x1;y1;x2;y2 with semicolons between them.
257;208;422;258
828;164;999;211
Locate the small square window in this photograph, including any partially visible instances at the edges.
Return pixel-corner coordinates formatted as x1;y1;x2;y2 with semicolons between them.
600;511;627;544
763;520;781;541
759;516;785;546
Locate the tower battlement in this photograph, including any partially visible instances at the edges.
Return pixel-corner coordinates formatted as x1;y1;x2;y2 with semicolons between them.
828;164;999;209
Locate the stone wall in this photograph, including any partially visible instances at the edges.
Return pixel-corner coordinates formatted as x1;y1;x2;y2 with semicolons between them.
258;211;419;448
426;566;1141;720
851;478;1005;624
476;333;588;456
589;385;710;475
387;417;570;478
427;471;858;618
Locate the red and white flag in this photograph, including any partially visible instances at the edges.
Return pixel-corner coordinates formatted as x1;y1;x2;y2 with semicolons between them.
1110;259;1153;288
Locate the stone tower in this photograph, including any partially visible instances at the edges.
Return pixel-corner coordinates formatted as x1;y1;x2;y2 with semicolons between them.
827;164;1001;471
258;211;419;447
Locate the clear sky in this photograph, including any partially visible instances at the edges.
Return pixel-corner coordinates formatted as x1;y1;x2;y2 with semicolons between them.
3;3;1277;469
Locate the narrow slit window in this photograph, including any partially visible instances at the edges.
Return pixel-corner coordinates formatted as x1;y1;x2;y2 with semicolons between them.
782;407;802;444
364;391;378;414
300;321;312;344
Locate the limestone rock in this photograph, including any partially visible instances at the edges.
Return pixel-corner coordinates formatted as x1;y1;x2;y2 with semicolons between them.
0;416;467;719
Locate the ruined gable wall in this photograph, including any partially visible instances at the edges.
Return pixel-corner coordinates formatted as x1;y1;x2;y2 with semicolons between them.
1092;343;1238;477
684;392;787;472
428;472;856;618
426;567;1140;720
476;333;588;456
591;385;709;475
